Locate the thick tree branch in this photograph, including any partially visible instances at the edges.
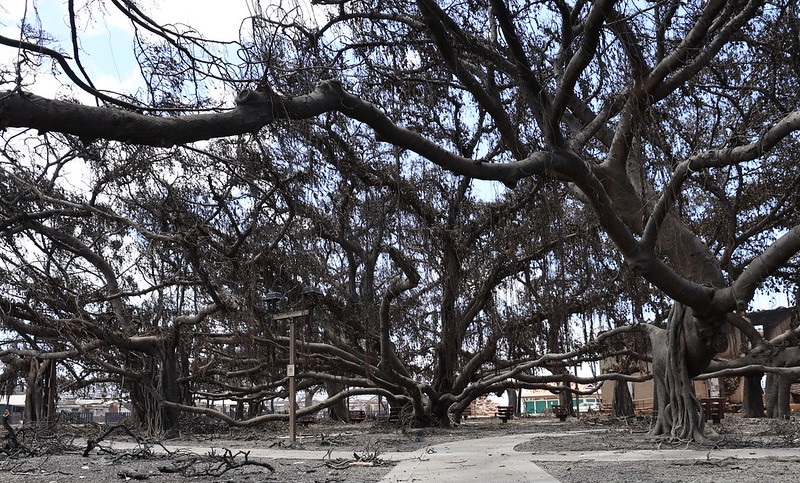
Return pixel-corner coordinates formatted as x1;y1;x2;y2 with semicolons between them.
714;225;800;311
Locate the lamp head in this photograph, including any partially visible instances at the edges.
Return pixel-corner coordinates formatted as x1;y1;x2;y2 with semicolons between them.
263;291;284;313
301;285;323;308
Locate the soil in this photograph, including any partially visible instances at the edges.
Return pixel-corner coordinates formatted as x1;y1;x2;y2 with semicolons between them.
2;414;800;482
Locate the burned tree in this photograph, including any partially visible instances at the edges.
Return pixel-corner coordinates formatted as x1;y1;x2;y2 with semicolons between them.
1;1;799;439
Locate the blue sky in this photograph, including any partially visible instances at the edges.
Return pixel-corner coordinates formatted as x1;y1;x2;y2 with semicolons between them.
0;0;256;101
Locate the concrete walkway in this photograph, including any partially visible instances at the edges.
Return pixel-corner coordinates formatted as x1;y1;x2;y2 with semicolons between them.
107;433;561;482
378;433;800;482
378;434;560;482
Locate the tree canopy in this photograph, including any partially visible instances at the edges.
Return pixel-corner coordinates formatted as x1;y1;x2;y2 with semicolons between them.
0;0;798;439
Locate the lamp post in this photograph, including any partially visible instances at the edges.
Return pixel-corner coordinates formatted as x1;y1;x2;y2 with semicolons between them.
263;287;322;444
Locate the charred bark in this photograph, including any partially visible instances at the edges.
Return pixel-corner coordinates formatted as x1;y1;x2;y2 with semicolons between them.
648;304;728;443
558;386;575;417
741;373;765;418
765;373;792;419
506;388;518;416
612;380;635;417
324;381;349;422
23;358;57;425
126;343;184;434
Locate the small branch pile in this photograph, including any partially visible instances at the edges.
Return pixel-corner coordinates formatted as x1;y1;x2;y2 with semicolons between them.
324;440;389;469
2;411;82;457
158;448;274;477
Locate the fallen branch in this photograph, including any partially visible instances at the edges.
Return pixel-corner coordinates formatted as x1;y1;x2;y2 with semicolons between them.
1;410;30;456
83;424;150;457
158;448;274;477
324;448;389;469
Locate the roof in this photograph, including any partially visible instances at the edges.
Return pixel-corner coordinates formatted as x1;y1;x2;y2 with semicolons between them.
748;308;793;329
0;394;26;407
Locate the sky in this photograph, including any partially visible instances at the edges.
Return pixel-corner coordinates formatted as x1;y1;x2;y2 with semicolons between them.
0;0;277;101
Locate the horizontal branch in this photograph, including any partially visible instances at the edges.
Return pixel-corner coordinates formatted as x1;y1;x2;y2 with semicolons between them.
0;82;568;187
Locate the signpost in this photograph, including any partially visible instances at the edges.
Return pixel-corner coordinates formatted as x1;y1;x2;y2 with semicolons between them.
264;287;322;444
273;309;309;444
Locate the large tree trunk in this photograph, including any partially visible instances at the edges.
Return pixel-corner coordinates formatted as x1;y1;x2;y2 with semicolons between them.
612;380;635;417
160;344;181;429
648;304;728;442
427;397;451;426
128;354;163;434
24;358;57;425
127;346;182;434
599;146;730;442
325;381;349;422
765;373;792;419
742;373;765;418
506;388;518;416
558;385;575;417
234;401;245;420
247;399;260;418
432;248;464;401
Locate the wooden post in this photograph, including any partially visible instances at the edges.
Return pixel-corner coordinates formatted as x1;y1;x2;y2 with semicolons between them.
273;309;309;444
289;317;296;444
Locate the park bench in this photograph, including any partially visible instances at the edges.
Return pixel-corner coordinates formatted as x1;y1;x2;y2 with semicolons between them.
387;406;403;423
496;405;514;423
104;412;131;424
700;398;725;424
552;405;569;422
348;410;366;423
298;415;315;426
61;410;94;424
462;406;472;420
379;405;409;424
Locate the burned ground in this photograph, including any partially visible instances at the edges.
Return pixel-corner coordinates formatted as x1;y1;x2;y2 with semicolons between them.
3;415;800;482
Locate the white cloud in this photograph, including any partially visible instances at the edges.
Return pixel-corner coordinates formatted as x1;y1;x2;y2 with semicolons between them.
136;0;253;42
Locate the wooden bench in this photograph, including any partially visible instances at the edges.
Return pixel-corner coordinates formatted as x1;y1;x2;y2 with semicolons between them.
61;410;94;424
298;416;315;426
700;398;725;424
379;405;408;424
496;405;514;423
462;406;472;420
552;405;569;422
387;406;403;423
348;410;366;423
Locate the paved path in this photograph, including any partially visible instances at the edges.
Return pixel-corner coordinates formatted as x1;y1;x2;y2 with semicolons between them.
527;446;800;462
378;434;560;482
378;433;800;482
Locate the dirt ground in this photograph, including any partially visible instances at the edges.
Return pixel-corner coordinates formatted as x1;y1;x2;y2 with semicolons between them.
3;414;800;482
